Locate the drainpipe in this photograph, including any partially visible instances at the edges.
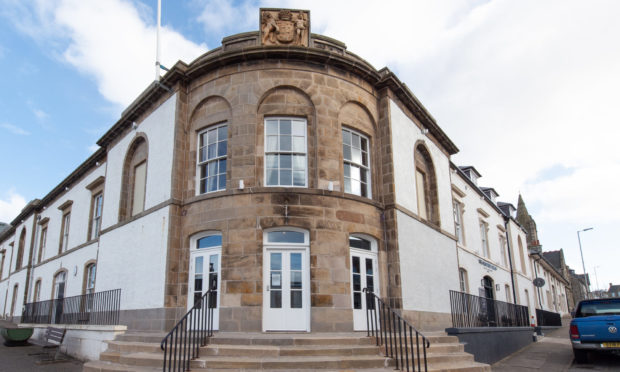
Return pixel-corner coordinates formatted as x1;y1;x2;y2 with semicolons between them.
533;255;543;308
503;216;517;304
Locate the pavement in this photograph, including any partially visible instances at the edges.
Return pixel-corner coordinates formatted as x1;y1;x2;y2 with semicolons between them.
0;319;83;372
492;325;620;371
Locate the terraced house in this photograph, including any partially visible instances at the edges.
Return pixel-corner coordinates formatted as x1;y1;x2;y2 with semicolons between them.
0;8;569;371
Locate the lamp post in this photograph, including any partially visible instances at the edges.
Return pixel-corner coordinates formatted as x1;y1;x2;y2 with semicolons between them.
577;227;593;297
593;265;601;295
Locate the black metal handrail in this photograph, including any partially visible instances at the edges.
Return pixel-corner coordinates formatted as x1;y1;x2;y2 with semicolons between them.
535;308;562;326
160;290;214;372
449;290;529;328
21;289;121;325
364;288;430;372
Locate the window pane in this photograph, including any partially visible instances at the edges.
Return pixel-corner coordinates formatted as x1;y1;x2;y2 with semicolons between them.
280;136;291;151
217;141;227;157
293;155;305;170
361;151;368;166
360;169;367;182
280;169;292;185
267;136;278;152
353;274;361;291
366;276;374;292
270;290;282;308
218;174;226;189
266;154;278;168
291;272;302;289
199;147;207;162
343;144;352;161
267;169;278;185
353;292;361;309
197;235;222;249
351;179;361;195
208;143;217;159
271;253;282;270
218;159;227;173
344;178;351;193
199;179;206;194
350;237;371;250
291;253;302;271
366;258;373;275
279;120;291;135
199;132;206;148
292;136;305;152
208;161;217;175
361;137;368;152
266;120;278;135
280;154;292;169
132;162;146;216
267;231;305;243
352;133;361;149
352;147;362;164
342;130;351;145
292;121;305;136
208;176;217;192
344;163;351;177
361;183;368;197
195;256;203;274
207;129;217;144
217;125;227;140
293;171;305;186
291;291;302;308
352;256;360;274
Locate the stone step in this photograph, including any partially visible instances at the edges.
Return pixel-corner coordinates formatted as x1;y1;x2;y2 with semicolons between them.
117;352;163;367
209;332;376;346
202;343;381;357
82;360;161;372
427;361;492;372
115;332;168;343
106;340;162;354
190;355;394;370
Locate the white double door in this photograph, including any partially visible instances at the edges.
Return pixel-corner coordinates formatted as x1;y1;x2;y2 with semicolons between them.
351;249;379;331
263;248;310;331
188;248;221;330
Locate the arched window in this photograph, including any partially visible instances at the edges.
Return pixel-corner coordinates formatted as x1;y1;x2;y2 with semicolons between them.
33;279;42;302
414;144;439;225
518;236;527;274
119;136;148;221
458;268;469;293
52;270;67;300
15;228;26;270
505;284;511;303
482;276;494;300
342;128;371;198
84;263;96;295
10;284;18;317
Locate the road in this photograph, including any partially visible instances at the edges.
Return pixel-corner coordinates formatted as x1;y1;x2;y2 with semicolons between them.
493;325;620;371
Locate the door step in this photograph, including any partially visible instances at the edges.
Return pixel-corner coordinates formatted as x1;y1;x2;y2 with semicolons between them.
83;331;490;372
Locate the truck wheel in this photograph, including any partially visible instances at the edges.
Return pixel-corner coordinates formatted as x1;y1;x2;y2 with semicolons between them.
573;349;588;363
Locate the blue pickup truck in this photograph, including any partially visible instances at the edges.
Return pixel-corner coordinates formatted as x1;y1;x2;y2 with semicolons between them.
570;298;620;363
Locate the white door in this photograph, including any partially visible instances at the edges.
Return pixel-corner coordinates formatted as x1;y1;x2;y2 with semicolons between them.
351;249;379;331
263;248;310;331
189;248;221;330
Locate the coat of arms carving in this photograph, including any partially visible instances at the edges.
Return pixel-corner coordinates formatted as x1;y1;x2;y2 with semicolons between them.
260;9;309;47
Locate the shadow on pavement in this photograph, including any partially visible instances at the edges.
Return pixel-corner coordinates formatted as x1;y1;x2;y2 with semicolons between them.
0;339;83;372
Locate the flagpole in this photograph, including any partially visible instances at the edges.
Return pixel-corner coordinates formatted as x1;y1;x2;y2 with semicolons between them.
155;0;161;80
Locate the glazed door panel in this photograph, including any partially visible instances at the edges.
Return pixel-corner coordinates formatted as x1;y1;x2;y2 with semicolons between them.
189;248;221;330
351;250;379;331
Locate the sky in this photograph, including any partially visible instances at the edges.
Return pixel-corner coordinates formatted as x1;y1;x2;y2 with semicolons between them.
0;0;618;291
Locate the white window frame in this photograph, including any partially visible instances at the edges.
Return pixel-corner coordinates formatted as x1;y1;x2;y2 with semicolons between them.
342;128;371;198
458;268;469;293
264;117;308;188
92;193;103;239
499;235;508;267
197;123;228;194
453;200;465;245
61;213;71;253
85;264;96;295
479;220;489;258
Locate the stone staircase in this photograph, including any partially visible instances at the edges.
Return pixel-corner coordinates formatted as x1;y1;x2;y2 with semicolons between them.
83;331;490;372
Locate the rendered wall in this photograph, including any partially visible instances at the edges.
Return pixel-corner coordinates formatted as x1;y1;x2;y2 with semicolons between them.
101;93;177;230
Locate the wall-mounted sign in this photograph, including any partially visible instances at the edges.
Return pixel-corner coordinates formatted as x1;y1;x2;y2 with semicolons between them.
478;259;497;271
533;277;545;287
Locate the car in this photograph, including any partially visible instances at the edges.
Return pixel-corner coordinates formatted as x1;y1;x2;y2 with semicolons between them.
570;298;620;363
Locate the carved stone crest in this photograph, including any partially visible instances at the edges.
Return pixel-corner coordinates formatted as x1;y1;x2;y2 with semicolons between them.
260;9;309;47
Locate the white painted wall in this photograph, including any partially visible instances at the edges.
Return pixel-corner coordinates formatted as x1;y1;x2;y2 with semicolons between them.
96;207;169;310
36;165;106;264
102;94;177;230
390;100;453;229
30;242;98;302
397;211;459;313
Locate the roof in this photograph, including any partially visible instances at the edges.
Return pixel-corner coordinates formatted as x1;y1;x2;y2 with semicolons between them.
608;284;620;293
543;250;563;271
459;166;481;177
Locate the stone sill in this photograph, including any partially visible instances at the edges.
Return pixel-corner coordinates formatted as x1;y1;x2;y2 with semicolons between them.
18;323;127;332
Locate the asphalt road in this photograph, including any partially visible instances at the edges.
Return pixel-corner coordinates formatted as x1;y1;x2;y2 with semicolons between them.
493;325;620;371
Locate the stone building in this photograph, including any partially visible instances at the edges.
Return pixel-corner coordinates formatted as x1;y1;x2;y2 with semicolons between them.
0;10;565;357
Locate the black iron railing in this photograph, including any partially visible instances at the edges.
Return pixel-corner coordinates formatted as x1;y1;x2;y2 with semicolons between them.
364;288;430;372
449;290;529;328
536;308;562;326
161;290;214;372
21;289;121;325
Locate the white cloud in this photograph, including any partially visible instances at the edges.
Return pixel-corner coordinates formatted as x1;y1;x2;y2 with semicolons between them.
2;0;207;107
0;190;27;223
87;144;99;153
1;123;30;135
197;0;258;35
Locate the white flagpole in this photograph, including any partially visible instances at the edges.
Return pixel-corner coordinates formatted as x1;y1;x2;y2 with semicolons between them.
155;0;161;80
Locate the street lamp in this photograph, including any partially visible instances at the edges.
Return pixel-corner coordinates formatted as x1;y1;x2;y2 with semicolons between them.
593;266;601;295
577;227;593;297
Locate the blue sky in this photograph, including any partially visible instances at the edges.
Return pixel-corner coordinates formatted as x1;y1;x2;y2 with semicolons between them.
1;0;619;290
